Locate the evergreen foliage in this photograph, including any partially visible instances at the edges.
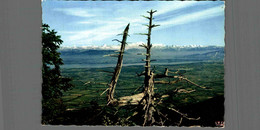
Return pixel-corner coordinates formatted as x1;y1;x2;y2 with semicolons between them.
41;24;74;124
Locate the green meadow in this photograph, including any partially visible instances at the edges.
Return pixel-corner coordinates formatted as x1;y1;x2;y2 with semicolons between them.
61;61;224;110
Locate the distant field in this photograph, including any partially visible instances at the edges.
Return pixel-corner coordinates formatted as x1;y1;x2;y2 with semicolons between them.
61;61;224;110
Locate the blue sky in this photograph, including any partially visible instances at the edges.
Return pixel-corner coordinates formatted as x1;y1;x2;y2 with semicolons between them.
42;1;225;48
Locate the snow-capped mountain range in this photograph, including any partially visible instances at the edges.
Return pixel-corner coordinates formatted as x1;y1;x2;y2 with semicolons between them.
60;42;224;51
58;42;224;68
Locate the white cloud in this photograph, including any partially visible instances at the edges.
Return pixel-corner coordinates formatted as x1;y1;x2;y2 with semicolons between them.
67;17;146;45
77;17;144;27
77;20;124;25
66;24;127;44
54;8;95;17
154;1;197;16
157;5;225;28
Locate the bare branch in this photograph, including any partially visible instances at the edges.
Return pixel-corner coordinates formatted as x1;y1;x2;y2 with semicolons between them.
112;39;122;43
100;88;109;96
153;73;206;89
178;117;183;126
141;15;150;19
84;81;107;85
154;74;179;79
177;89;196;93
154;80;179;84
134;85;143;92
139;43;148;48
107;100;112;106
136;71;145;77
168;107;200;121
135;33;149;36
147;10;157;14
151;24;160;28
182;78;206;89
126;112;138;120
142;24;149;27
163;68;187;75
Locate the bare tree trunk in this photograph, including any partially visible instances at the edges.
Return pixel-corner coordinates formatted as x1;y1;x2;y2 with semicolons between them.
143;72;155;126
107;24;130;105
141;10;159;126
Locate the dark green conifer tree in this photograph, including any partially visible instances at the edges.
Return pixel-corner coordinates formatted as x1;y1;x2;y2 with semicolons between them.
41;24;74;124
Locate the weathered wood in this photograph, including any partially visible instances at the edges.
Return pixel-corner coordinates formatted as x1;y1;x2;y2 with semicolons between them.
118;93;144;106
141;10;160;126
100;88;109;96
154;80;179;84
164;68;169;76
107;24;130;105
167;107;200;120
84;81;107;85
182;78;206;89
143;72;155;126
134;13;205;123
117;92;170;107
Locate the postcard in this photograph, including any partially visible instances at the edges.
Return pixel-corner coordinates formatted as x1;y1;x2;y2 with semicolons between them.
42;0;225;127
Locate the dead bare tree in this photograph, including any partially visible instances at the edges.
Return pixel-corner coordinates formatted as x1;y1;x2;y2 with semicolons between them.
104;23;130;105
135;10;206;126
136;10;160;126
